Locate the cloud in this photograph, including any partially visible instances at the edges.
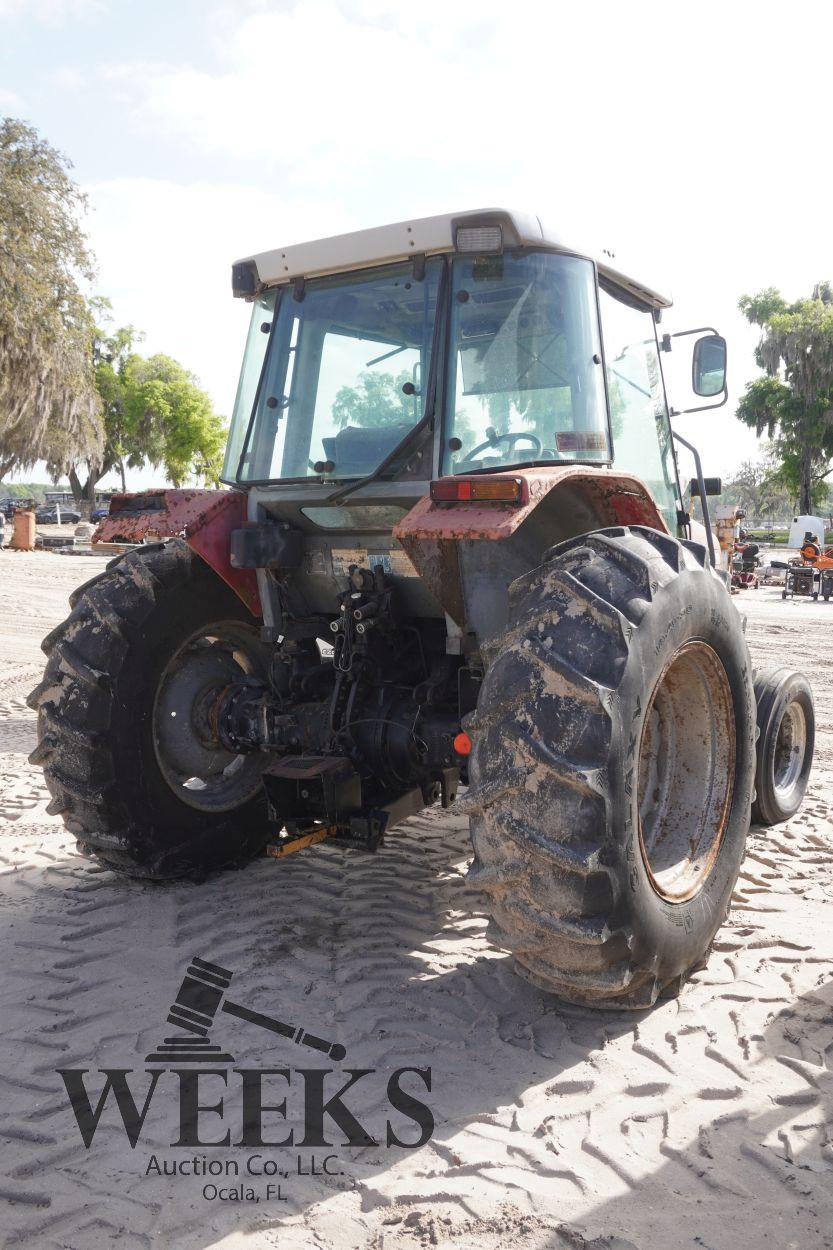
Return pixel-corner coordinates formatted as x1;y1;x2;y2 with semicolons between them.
84;176;354;417
107;5;519;164
105;0;833;240
0;86;25;111
128;6;447;176
85;0;833;478
0;0;102;21
51;65;86;91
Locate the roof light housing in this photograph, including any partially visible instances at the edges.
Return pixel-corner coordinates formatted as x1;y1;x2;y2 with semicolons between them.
232;260;259;299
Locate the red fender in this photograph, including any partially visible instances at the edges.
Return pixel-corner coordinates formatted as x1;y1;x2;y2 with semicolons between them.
393;466;669;627
94;489;261;616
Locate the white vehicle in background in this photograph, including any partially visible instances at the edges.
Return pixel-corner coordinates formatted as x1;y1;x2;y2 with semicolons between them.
789;514;826;550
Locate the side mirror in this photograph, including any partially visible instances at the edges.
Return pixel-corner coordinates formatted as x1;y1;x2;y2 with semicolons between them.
692;334;727;397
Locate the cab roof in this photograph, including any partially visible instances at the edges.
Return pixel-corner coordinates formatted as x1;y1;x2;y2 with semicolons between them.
232;207;673;311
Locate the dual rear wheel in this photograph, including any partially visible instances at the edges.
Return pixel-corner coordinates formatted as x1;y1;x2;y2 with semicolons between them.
752;668;814;826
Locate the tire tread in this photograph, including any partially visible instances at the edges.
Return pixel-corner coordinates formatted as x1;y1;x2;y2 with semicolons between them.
468;525;730;1008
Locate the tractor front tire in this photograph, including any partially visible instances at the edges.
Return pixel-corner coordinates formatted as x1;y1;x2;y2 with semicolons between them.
28;540;271;879
466;526;756;1009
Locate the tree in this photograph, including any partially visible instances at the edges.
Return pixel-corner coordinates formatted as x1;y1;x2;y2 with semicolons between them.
737;283;833;513
331;367;481;456
332;371;416;429
0;118;101;479
68;315;227;506
0;120;225;503
120;354;226;487
822;478;833;530
77;300;141;494
719;455;791;524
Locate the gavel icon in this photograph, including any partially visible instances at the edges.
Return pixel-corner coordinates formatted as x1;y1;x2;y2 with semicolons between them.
168;956;346;1062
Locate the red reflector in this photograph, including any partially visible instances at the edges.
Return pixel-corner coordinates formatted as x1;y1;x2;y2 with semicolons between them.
453;732;472;756
429;480;459;501
430;477;524;504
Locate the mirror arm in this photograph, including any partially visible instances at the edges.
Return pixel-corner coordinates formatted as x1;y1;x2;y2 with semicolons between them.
669;325;721;340
670;391;728;415
671;429;716;567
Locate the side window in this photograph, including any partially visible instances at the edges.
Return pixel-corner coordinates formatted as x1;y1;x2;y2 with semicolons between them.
222;289;278;482
238;259;441;482
599;285;678;530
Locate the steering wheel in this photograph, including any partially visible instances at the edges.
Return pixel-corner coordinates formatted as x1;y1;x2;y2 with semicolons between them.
457;430;542;466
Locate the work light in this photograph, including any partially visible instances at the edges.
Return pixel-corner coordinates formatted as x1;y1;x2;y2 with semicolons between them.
454;225;503;254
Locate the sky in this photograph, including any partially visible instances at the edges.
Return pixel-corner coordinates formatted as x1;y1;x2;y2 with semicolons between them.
2;0;832;492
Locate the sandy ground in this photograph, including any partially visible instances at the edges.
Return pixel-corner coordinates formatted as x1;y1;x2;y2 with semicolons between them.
1;550;832;1250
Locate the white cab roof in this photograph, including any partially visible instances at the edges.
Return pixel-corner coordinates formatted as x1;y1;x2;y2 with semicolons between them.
235;208;672;310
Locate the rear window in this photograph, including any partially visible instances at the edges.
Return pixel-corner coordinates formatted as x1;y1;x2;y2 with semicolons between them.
300;505;408;530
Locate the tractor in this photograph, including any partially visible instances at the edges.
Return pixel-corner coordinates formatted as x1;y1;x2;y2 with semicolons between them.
29;209;816;1008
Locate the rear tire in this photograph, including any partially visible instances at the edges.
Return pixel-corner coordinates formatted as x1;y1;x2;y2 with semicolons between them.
465;526;756;1009
752;668;814;826
28;540;271;879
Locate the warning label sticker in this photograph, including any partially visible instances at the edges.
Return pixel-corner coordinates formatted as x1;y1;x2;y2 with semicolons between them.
330;547;418;578
367;550;420;578
303;549;328;576
387;548;419;577
330;547;369;577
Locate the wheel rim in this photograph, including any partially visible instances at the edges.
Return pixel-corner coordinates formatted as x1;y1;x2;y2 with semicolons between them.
637;640;735;903
152;621;267;812
772;700;807;797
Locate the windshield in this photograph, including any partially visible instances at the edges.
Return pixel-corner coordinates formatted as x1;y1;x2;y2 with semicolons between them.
229;259;442;483
443;251;609;473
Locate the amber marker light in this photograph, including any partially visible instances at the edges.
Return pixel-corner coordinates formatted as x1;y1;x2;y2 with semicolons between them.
430;477;525;504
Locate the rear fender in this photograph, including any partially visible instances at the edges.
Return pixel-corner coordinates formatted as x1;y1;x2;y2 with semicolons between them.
393;466;668;644
94;489;261;616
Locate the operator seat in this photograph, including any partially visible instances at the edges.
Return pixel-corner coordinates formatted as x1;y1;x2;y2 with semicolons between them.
322;423;412;476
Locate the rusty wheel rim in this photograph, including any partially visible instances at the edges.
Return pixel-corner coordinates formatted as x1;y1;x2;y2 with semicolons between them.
637;640;735;903
773;699;807;798
152;621;267;812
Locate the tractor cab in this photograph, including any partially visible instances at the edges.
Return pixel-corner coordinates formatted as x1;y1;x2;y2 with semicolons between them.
224;209;726;541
